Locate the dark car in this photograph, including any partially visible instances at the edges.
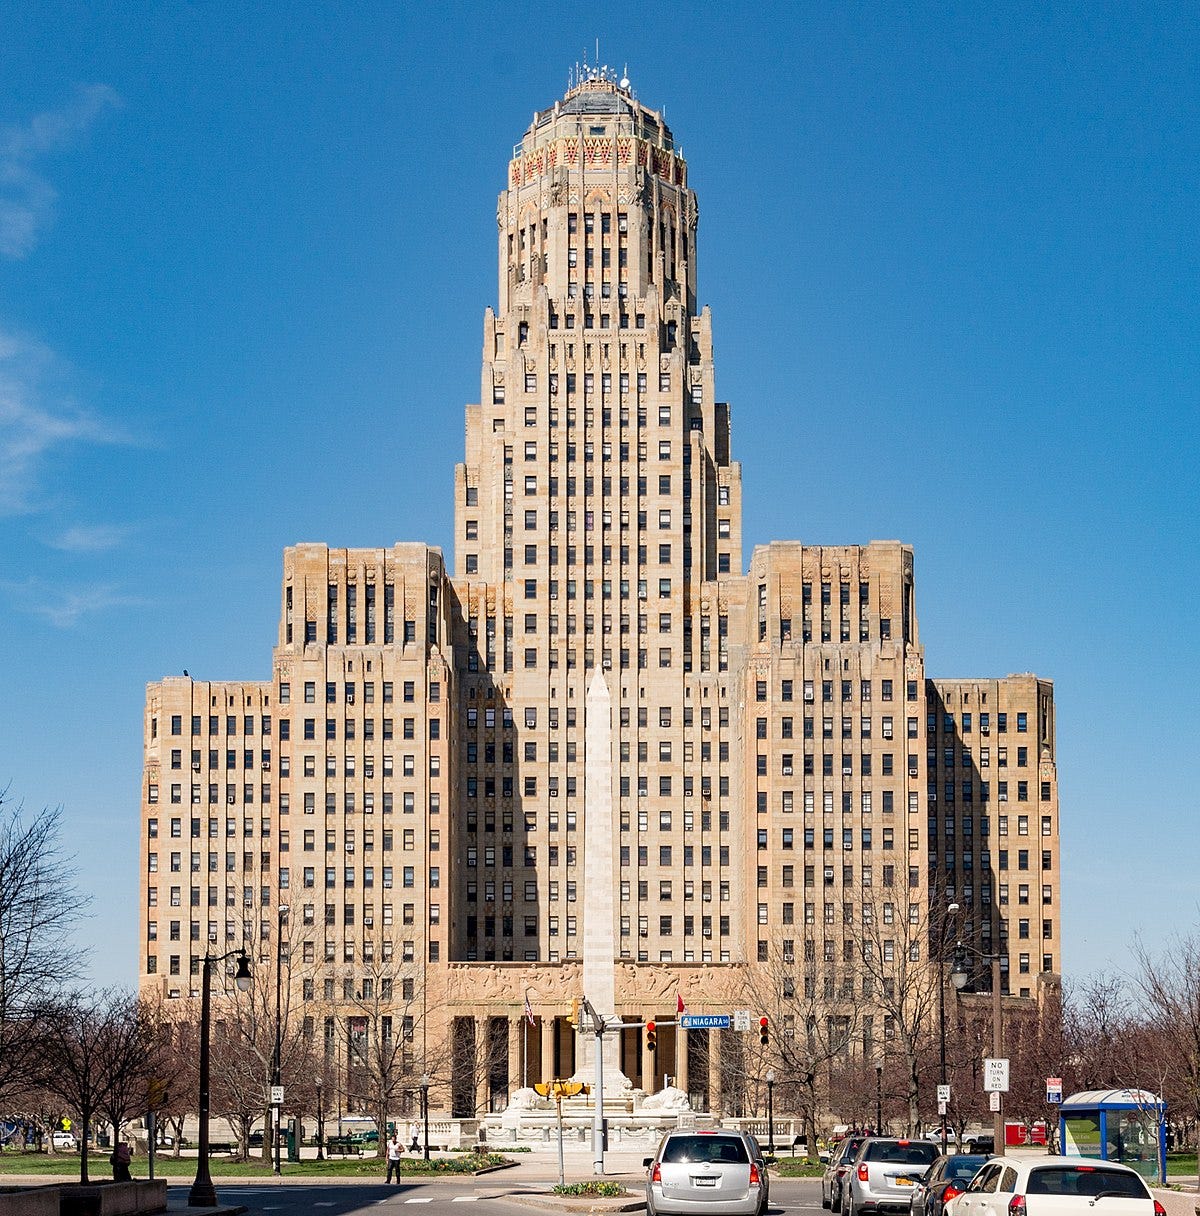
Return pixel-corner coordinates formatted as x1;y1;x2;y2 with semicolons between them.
960;1134;993;1155
909;1155;988;1216
822;1135;868;1211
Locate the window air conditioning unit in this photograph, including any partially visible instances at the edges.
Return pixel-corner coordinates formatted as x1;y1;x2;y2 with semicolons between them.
227;794;236;805
192;762;201;772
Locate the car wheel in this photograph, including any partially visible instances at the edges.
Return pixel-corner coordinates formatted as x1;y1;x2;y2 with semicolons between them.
822;1195;831;1211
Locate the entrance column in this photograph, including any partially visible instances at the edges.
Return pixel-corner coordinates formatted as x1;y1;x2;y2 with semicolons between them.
508;1016;524;1092
540;1016;555;1083
475;1016;489;1114
676;1027;689;1096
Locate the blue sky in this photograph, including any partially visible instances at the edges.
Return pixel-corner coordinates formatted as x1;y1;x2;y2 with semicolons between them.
1;2;1196;991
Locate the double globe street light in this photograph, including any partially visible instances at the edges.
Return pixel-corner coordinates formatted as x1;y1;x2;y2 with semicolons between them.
188;950;252;1208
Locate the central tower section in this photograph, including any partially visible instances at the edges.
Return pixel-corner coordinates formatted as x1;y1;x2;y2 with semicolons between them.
451;72;746;979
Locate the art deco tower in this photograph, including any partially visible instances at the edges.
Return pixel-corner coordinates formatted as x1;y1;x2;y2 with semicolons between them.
139;70;1061;1117
450;70;745;973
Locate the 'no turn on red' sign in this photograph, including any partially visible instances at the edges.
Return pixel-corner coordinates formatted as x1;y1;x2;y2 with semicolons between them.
983;1058;1010;1092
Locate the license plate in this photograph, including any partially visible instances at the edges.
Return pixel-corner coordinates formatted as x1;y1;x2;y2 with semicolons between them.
692;1177;718;1187
896;1178;914;1187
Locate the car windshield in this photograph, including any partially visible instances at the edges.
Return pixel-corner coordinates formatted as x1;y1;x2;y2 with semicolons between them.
662;1135;749;1165
1026;1168;1148;1199
864;1142;939;1165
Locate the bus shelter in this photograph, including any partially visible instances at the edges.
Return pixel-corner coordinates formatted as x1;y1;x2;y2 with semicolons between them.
1059;1089;1166;1184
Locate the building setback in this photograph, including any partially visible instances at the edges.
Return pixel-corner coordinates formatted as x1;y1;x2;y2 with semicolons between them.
139;71;1060;1116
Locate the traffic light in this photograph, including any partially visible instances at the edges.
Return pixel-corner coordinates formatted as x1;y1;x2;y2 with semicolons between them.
759;1016;769;1047
645;1019;657;1052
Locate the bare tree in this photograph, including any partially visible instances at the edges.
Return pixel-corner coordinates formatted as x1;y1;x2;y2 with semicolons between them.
40;989;151;1182
1064;971;1136;1089
149;1013;199;1156
341;958;425;1137
855;893;942;1133
205;905;322;1160
1131;929;1200;1188
96;995;163;1151
744;943;860;1158
0;791;87;1109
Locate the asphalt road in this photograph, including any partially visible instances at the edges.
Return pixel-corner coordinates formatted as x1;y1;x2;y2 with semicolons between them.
213;1178;826;1216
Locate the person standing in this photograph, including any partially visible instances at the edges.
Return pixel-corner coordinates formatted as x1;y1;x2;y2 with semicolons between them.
385;1133;403;1183
110;1141;133;1182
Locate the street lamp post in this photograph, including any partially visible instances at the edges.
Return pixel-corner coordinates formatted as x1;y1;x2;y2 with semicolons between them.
875;1061;883;1133
272;907;284;1175
419;1074;431;1162
315;1077;324;1161
765;1069;775;1156
951;941;1005;1152
188;950;251;1209
938;902;960;1155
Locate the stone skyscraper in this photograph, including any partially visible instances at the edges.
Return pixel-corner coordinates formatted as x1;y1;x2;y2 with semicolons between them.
140;71;1060;1118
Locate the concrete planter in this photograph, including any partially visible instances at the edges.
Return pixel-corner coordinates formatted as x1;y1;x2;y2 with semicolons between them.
0;1187;61;1216
57;1181;167;1216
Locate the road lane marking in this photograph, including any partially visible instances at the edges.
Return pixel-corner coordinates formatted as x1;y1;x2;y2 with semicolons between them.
404;1199;435;1204
451;1197;480;1202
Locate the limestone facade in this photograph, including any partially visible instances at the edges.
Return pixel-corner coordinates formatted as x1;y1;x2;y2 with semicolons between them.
138;72;1060;1117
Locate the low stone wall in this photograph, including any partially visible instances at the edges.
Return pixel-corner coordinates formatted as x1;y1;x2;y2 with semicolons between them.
58;1181;167;1216
0;1187;61;1216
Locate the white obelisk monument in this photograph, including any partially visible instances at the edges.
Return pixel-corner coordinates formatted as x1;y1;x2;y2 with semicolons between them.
576;668;629;1092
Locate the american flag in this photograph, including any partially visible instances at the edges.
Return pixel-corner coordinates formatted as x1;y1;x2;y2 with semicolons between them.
524;992;535;1027
677;993;686;1016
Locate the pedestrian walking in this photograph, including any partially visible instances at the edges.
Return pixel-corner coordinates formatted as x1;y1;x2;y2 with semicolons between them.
110;1141;133;1182
385;1133;403;1183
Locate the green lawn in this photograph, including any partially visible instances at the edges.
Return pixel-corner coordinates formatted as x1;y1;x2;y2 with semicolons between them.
1165;1152;1197;1179
768;1156;826;1179
0;1150;508;1180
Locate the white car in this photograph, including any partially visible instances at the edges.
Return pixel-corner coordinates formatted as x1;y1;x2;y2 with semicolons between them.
51;1131;78;1150
946;1156;1164;1216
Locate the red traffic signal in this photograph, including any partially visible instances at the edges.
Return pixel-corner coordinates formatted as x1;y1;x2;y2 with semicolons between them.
759;1016;769;1046
646;1019;657;1052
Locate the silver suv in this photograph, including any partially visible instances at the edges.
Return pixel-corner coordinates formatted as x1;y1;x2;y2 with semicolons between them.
645;1129;769;1216
843;1137;940;1216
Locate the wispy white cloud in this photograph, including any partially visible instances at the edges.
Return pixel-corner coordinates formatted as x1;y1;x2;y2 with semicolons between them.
0;84;120;259
0;326;124;515
47;523;133;553
2;577;144;628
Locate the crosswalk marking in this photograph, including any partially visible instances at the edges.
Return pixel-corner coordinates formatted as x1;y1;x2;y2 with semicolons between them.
404;1198;435;1204
451;1197;480;1202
